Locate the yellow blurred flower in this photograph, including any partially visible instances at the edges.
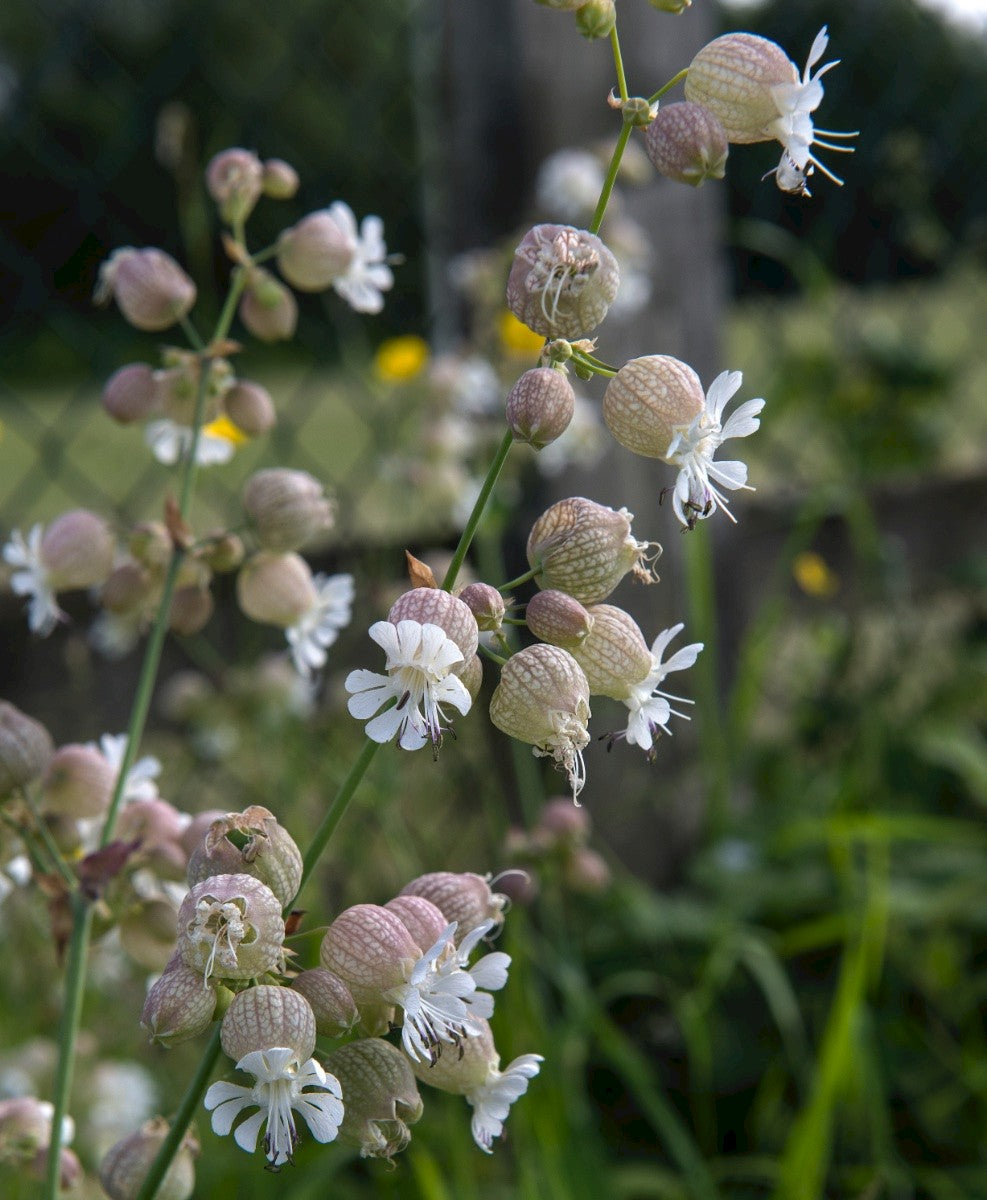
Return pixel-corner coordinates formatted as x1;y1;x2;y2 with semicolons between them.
203;414;250;446
373;335;430;382
793;551;839;597
497;310;545;358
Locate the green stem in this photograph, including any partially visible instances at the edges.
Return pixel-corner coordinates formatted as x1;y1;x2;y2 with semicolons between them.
44;898;93;1198
589;122;632;237
133;1025;224;1200
22;791;76;891
499;566;540;592
571;350;616;378
479;644;508;667
609;26;629;102
441;429;514;592
648;67;689;107
292;737;383;906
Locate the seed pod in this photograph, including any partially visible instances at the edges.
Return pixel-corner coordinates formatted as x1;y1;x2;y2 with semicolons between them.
526;589;594;650
220;984;316;1063
506;367;576;449
569;604;653;700
291;968;359;1038
645;102;729;186
325;1038;423;1160
99;1117;198;1200
0;702;54;796
684;32;797;143
388;588;479;664
399;872;507;943
95;247;197;332
506;224;619;339
186;805;302;908
602;354;705;459
527;497;660;605
141;958;218;1046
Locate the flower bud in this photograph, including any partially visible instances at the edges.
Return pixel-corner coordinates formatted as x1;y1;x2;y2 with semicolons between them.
205;147;264;224
236;551;317;628
569;604;653;699
0;1096;65;1162
320;904;420;1033
399;872;507;942
527;497;660;604
95;247;197;332
506;224;619;339
141;958;218;1046
186;805;302;908
506;367;576;449
102;363;162;424
291;968;359;1038
526;589;594;650
388;588;479;664
196;531;244;574
276;209;356;292
490;645;591;799
129;521;173;569
238;267;298;342
0;702;54;796
101;561;155;615
325;1039;423;1160
684;33;797;143
537;796;591;844
384;894;448;952
602;354;704;458
575;0;615;39
39;743;115;818
261;157;300;199
242;469;334;552
179;808;227;857
645;102;728;186
99;1117;198;1200
456;582;505;632
40;509;115;591
222;380;276;436
168;584;213;637
178;873;285;982
220;984;316;1062
564;846;611;893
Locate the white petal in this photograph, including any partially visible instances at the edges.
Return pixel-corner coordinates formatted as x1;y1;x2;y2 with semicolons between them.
231;1108;268;1155
707;460;749;491
720;398;765;442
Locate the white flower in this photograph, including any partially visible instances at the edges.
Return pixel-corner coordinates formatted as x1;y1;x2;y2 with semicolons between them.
144;418;236;466
665;370;764;526
384;922;488;1064
766;27;858;195
535;149;605;223
622;623;703;755
204;1046;344;1169
326;201;394;314
3;524;61;636
93;732;162;803
285;572;354;678
457;920;511;994
345;620;472;751
468;1054;544;1153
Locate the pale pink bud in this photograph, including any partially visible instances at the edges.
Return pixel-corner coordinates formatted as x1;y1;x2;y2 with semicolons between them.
141;958;218;1046
325;1039;423;1160
205;147;264;224
507;224;619;339
570;604;653;700
179;808;227;857
95;247;197;332
40;509;115;591
276;210;356;292
384;894;448;952
242;469;334;552
220;983;316;1062
117;796;188;849
537;796;591;843
320;904;420;1032
186;805;302;908
40;743;115;818
236;551;317;628
99;1117;198;1200
261;157;300;199
388;587;480;664
456;582;505;632
0;1096;60;1160
506;367;576;449
564;846;612;893
178;873;285;982
684;32;797;143
102;363;162;423
602;354;705;458
526;589;594;650
575;0;615;39
217;380;272;438
0;702;54;795
489;645;591;800
238;267;298;342
291;968;359;1038
168;583;213;636
399;872;507;942
527;497;660;604
645;102;729;186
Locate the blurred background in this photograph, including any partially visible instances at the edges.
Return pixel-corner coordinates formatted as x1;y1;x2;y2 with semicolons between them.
1;0;986;1197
